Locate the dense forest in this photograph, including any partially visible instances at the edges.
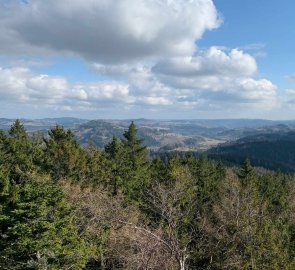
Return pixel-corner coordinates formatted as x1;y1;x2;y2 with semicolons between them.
208;131;295;172
1;120;295;269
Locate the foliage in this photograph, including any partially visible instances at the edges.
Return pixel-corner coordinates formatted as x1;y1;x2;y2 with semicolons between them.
43;125;87;182
0;172;90;269
0;120;295;269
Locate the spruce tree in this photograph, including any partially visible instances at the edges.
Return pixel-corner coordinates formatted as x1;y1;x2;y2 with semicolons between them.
105;136;128;195
0;171;91;269
239;159;256;186
3;120;34;183
44;126;86;182
85;145;112;189
122;122;150;201
150;156;168;184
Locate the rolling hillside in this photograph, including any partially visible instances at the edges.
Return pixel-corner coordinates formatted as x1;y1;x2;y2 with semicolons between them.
208;131;295;172
1;118;295;154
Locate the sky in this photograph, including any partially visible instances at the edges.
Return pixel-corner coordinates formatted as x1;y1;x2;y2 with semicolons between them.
0;0;295;120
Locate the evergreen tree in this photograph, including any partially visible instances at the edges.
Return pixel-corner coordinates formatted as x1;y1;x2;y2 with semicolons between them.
85;145;112;189
121;122;150;201
44;126;87;182
150;156;169;184
123;122;148;168
239;159;256;187
8;119;27;140
0;171;91;269
104;136;129;195
185;155;223;214
0;130;9;168
2;120;34;183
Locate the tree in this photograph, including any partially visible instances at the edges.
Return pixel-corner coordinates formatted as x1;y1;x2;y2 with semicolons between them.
84;145;112;189
0;172;91;269
141;164;205;270
62;180;156;270
43;126;87;182
2;120;34;183
239;159;256;187
105;136;129;196
150;156;169;184
208;170;291;269
8;119;27;140
122;122;150;202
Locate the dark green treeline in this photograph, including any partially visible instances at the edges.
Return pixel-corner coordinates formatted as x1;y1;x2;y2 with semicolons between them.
0;120;295;269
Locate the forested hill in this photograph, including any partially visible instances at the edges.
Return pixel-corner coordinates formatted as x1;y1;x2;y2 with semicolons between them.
2;118;295;172
208;131;295;172
1;120;295;269
2;117;295;152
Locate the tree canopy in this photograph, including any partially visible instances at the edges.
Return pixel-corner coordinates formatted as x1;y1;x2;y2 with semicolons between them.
0;120;295;269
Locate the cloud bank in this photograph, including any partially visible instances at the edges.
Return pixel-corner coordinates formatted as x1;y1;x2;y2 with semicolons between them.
0;0;220;62
0;0;285;118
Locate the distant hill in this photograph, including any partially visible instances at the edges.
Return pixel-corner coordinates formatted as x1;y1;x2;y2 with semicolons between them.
73;119;216;150
0;117;88;132
1;118;295;153
73;120;295;152
208;131;295;172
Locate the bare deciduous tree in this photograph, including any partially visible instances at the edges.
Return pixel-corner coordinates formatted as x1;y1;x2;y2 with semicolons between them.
62;181;178;269
207;170;290;269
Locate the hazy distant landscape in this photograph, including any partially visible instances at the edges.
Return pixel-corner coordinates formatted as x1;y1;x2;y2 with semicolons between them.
2;117;295;152
2;117;295;172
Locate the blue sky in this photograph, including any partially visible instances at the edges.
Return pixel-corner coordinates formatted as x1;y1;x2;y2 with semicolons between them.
201;0;295;90
0;0;295;119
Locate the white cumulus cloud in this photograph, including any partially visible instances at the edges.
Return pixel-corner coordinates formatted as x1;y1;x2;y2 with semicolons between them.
0;66;175;115
0;0;220;63
0;0;285;117
153;47;257;78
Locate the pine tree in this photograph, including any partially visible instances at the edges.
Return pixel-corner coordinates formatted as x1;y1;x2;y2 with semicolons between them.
123;122;147;168
150;156;168;184
44;126;87;182
2;120;34;183
239;159;256;187
121;122;150;201
105;136;128;195
0;171;91;269
85;145;112;189
185;155;222;214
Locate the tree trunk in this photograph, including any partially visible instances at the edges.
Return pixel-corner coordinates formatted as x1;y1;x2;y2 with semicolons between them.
178;255;187;270
179;259;186;270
